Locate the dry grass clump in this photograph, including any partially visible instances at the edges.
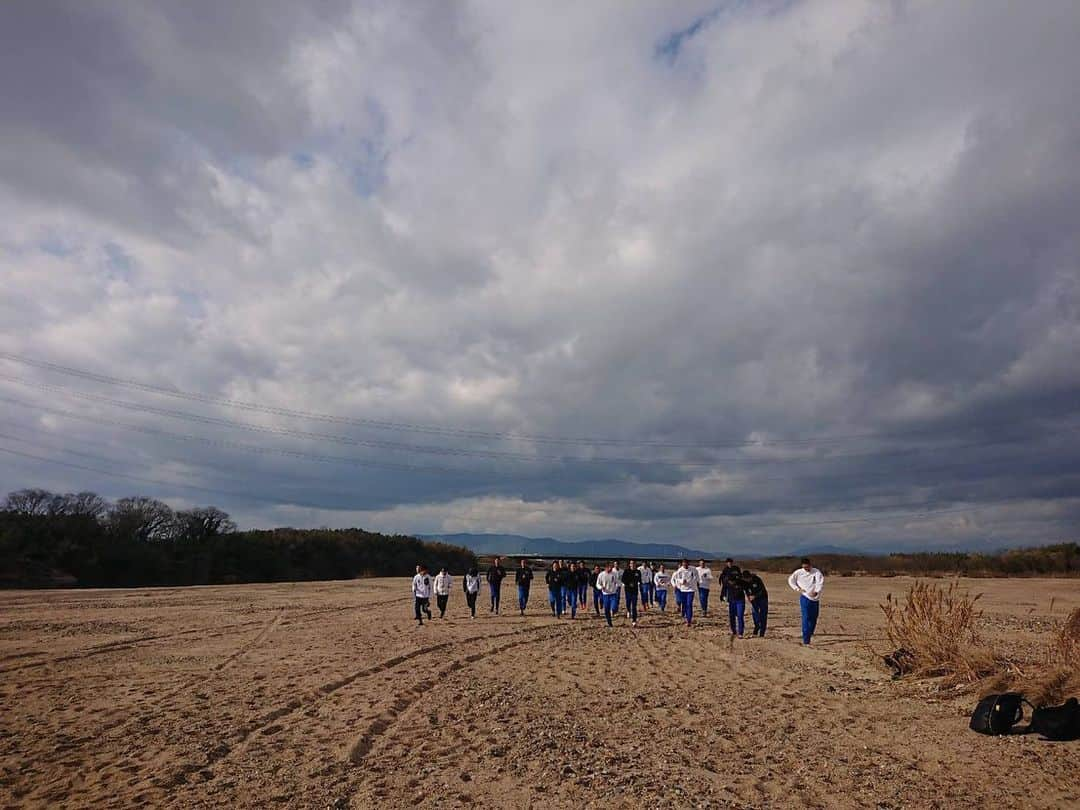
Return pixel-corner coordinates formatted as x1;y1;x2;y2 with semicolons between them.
880;580;1004;685
1049;606;1080;667
1017;607;1080;705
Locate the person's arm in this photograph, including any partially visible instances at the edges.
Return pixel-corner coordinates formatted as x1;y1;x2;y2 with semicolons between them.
788;571;800;592
811;570;824;597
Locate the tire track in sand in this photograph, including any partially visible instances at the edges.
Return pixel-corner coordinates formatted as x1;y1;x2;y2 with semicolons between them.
0;595;404;674
347;625;567;764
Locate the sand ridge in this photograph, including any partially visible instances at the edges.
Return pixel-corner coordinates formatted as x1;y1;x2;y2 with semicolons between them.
1;575;1077;808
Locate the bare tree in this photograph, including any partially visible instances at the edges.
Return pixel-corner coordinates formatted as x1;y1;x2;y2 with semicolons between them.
107;497;175;543
64;491;110;520
3;488;56;516
172;507;236;543
46;491;111;520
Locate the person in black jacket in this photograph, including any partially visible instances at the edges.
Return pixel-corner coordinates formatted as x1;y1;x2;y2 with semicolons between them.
718;558;737;602
722;564;745;636
515;558;533;616
487;557;507;614
545;561;564;617
576;561;590;608
563;562;579;619
621;558;642;627
741;570;769;637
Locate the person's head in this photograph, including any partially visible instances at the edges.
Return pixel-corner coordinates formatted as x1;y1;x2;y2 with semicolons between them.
725;557;734;568
468;564;478;575
658;563;666;572
594;564;601;572
604;561;613;572
570;561;578;570
420;564;428;573
493;556;501;565
628;558;636;569
519;558;527;567
415;564;421;574
801;557;812;571
440;567;447;574
698;559;706;568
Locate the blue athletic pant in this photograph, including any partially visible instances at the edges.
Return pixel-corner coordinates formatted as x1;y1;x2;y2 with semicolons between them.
613;591;621;614
592;586;603;614
579;583;588;606
517;585;529;612
750;596;768;636
603;592;618;627
655;588;668;611
676;590;694;623
562;586;577;618
490;584;501;612
548;587;563;616
641;583;653;606
625;590;638;623
800;595;820;643
728;599;745;635
699;587;710;613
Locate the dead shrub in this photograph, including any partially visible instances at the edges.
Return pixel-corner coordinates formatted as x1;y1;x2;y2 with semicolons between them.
880;580;1004;685
1018;607;1080;704
1048;606;1080;668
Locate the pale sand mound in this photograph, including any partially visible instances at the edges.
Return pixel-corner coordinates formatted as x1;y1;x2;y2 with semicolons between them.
0;576;1077;808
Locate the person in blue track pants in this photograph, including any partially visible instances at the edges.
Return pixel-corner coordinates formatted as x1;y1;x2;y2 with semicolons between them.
546;561;564;617
515;558;533;615
741;569;769;637
788;558;825;644
671;560;699;627
653;565;670;612
595;562;620;628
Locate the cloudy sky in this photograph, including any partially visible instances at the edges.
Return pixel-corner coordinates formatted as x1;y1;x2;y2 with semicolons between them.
1;0;1078;553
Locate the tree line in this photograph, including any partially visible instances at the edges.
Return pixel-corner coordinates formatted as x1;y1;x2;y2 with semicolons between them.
0;488;476;588
742;544;1080;578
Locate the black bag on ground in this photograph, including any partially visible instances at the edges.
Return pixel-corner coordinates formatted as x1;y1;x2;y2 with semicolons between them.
969;693;1024;735
1029;698;1080;741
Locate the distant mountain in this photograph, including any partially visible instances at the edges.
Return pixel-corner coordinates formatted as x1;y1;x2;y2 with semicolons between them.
419;533;715;560
787;544;886;557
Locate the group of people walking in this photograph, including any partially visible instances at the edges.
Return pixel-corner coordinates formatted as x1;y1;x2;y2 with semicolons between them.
410;556;826;644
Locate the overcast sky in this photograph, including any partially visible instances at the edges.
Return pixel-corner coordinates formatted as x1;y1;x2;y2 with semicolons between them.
1;0;1078;553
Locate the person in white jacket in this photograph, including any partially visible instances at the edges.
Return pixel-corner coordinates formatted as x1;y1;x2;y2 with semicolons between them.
695;560;713;616
612;562;623;615
639;562;654;610
412;564;433;626
670;560;700;626
653;564;671;612
463;566;481;619
595;563;621;628
433;568;453;618
788;558;825;644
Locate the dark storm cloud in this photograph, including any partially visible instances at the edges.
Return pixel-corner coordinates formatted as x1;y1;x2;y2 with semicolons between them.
1;1;1078;552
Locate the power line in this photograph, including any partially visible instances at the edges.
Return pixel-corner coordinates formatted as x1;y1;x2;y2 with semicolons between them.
1;439;1067;531
1;405;1041;490
0;377;710;466
0;379;1061;469
0;350;1022;449
0;399;532;478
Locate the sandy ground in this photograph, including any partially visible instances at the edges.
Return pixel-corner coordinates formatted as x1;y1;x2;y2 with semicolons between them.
1;575;1078;809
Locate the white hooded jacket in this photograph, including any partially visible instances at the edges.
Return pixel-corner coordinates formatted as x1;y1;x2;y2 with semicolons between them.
434;572;452;596
671;566;699;593
412;573;432;599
